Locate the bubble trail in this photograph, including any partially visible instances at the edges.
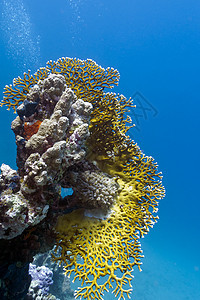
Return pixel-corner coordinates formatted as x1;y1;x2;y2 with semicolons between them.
1;0;41;71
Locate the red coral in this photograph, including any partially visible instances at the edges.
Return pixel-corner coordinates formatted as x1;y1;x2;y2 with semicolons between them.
24;120;42;140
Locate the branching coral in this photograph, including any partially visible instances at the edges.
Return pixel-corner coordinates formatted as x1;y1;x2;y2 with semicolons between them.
51;61;164;299
1;57;119;112
53;129;165;300
0;57;165;300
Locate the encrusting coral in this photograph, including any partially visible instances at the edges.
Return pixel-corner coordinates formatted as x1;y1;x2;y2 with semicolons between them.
0;57;165;300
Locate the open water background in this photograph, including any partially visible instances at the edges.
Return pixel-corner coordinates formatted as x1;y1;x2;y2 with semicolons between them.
0;1;199;299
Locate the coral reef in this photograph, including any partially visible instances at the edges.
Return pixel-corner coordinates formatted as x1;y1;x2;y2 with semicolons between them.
0;57;165;300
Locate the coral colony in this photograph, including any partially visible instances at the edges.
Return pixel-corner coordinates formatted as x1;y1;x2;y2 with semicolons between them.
0;57;165;299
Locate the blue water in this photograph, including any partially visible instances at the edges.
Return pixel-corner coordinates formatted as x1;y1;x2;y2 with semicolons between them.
0;1;199;299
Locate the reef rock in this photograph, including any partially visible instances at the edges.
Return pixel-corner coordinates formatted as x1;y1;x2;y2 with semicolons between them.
0;74;93;240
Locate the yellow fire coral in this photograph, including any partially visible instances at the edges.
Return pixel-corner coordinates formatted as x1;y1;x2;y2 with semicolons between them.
1;57;165;300
54;162;164;300
53;111;165;299
1;57;119;112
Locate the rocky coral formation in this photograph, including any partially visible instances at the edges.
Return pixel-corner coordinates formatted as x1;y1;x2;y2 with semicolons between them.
61;160;119;209
0;163;49;240
0;71;118;298
0;73;119;242
0;74;95;240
